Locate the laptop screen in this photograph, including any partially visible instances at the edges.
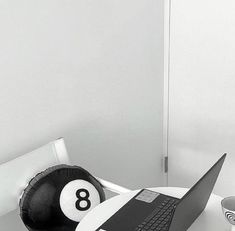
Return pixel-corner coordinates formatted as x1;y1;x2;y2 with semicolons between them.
169;154;226;231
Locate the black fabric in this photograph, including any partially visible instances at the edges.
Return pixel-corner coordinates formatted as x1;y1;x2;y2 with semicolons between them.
19;165;105;231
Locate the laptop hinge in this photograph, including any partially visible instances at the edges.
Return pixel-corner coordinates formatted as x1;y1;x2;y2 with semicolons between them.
164;156;168;173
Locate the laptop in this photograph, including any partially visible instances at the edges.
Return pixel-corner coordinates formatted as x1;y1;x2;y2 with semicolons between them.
96;154;226;231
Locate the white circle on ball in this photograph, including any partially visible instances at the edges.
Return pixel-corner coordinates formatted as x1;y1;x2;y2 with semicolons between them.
59;179;101;222
80;191;86;197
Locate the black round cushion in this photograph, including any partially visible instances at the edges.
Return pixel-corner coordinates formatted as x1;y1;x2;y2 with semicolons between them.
19;165;105;231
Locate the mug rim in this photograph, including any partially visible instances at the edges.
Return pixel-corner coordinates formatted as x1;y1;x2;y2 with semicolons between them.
221;196;235;208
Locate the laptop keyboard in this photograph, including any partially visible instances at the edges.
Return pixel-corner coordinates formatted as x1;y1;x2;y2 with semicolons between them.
135;197;178;231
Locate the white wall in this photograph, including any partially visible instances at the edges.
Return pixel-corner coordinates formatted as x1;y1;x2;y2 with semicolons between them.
0;0;164;230
167;0;235;197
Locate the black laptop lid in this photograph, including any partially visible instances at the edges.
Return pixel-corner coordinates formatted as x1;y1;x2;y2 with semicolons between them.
169;154;226;231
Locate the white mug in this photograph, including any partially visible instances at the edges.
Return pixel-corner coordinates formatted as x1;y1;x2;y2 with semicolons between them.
221;196;235;231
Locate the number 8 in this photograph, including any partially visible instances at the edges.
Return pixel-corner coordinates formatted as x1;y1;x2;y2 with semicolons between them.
75;189;91;211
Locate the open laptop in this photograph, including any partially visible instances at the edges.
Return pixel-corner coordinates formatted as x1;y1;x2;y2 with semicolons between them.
96;154;226;231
